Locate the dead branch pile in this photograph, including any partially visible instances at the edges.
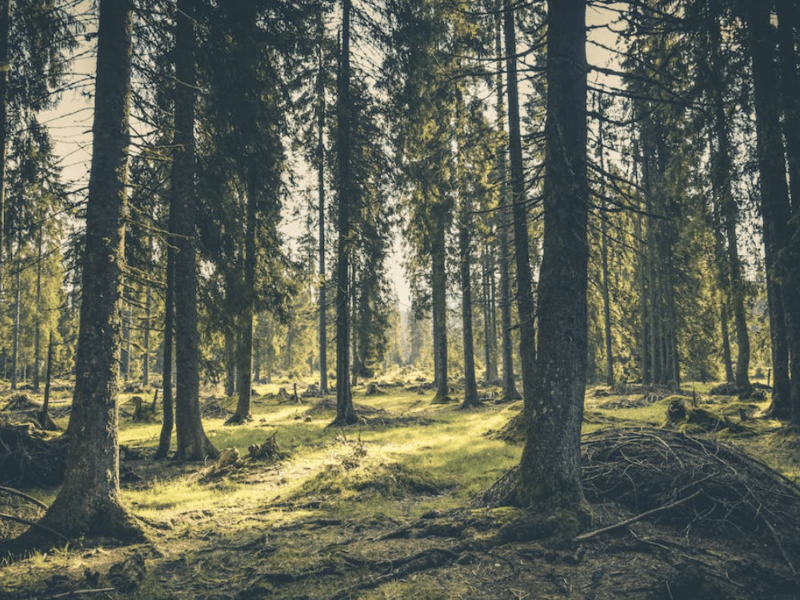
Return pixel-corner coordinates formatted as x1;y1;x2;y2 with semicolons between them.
0;424;67;487
2;394;40;412
248;432;285;460
200;397;232;419
479;427;800;556
581;428;800;549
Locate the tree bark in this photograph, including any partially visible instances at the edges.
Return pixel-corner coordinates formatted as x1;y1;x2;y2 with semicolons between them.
720;300;734;383
459;195;479;408
707;6;751;389
777;0;800;213
431;213;449;403
228;169;258;424
318;35;328;395
173;0;217;458
143;278;151;386
33;228;43;391
515;0;589;517
503;0;535;409
747;0;800;420
155;202;176;460
333;0;357;425
31;0;142;542
596;107;614;386
494;8;518;401
38;331;57;431
10;245;20;391
224;322;236;396
0;0;9;301
776;0;800;418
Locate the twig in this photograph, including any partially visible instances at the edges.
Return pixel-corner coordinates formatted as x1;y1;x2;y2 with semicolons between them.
0;485;49;510
0;512;69;542
760;513;797;575
50;588;117;598
573;491;702;543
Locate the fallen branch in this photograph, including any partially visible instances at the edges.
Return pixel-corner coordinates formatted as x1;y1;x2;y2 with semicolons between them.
0;485;49;510
573;490;702;543
0;511;69;542
50;588;117;598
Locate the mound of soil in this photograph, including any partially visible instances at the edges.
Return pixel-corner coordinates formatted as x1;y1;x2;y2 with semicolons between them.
0;424;67;487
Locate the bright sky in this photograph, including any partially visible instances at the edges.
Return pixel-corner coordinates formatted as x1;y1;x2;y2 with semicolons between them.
41;2;625;314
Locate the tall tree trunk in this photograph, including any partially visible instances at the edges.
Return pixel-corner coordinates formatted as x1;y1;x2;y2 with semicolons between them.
596;107;614;386
351;261;360;387
228;170;258;424
600;211;614;386
481;245;494;383
637;211;650;385
121;302;131;381
777;0;800;213
503;0;535;409
0;0;8;301
776;0;800;418
143;279;151;386
173;0;217;459
155;215;175;460
494;14;517;401
431;213;449;403
38;331;57;430
32;0;142;542
720;299;735;383
727;216;751;389
459;200;479;408
515;0;589;518
33;228;43;391
707;6;751;389
224;323;236;396
10;250;20;391
748;0;800;421
333;0;357;425
318;35;328;395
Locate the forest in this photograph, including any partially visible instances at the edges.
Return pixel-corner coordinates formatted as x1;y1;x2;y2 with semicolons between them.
1;0;800;598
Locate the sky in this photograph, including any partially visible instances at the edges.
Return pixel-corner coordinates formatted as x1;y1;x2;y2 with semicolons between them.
41;2;624;313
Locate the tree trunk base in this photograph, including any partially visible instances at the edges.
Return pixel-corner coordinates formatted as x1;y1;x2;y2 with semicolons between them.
431;393;455;405
224;412;253;426
7;499;144;557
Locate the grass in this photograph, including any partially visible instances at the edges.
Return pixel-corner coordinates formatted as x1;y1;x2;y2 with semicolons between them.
3;376;800;599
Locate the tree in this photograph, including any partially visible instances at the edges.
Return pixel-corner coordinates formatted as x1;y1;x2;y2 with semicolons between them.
514;0;589;517
333;0;357;425
493;11;518;401
26;0;143;542
503;0;536;410
172;0;217;460
699;0;750;391
746;0;800;422
0;0;8;299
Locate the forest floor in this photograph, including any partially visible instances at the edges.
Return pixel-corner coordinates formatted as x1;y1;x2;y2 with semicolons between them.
2;371;800;599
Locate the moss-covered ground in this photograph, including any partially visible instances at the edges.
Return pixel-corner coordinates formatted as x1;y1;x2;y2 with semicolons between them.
1;374;799;599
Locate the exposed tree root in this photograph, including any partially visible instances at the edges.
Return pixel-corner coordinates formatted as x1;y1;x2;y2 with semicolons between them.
325;548;460;600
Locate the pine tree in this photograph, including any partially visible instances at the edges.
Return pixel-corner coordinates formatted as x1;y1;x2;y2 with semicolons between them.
172;0;217;460
24;0;143;544
514;0;590;518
